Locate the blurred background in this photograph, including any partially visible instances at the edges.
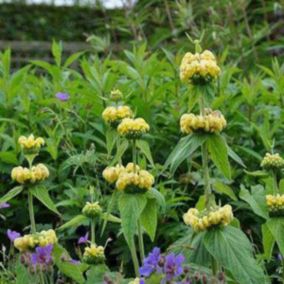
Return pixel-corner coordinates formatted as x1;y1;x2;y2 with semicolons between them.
0;0;283;69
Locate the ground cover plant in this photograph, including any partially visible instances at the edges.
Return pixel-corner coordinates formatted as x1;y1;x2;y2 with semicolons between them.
0;3;284;281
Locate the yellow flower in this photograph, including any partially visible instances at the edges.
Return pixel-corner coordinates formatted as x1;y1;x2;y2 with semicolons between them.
183;205;233;232
83;244;105;264
102;106;133;125
180;109;226;134
14;229;57;252
115;165;154;193
11;164;49;184
102;164;125;184
82;201;102;218
261;153;284;170
117;118;150;139
128;278;141;284
18;135;45;150
180;50;220;84
266;194;284;216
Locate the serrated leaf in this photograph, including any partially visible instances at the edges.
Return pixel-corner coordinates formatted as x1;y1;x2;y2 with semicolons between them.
239;185;268;219
204;226;266;284
164;133;207;173
136;140;154;166
31;186;60;216
118;193;147;246
140;199;157;241
58;215;88;230
207;134;231;179
0;186;23;203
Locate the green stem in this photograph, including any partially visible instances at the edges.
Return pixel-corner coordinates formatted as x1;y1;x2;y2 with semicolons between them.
272;172;279;194
282;257;284;284
28;191;36;234
211;256;218;284
129;240;140;277
137;220;145;262
91;219;95;244
202;143;212;209
132;139;137;172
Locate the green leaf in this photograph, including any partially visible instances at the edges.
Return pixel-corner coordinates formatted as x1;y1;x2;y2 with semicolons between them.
110;140;129;166
15;261;34;284
0;151;18;164
86;264;109;284
207;134;231;179
239;185;268;219
227;146;246;168
244;170;269;177
0;186;23;203
164;133;207;173
58;215;88;230
145;188;166;212
53;244;85;284
136;140;154;166
204;226;266;284
31;186;60;216
213;181;237;201
261;222;275;260
140;199;157;241
266;218;284;257
195;195;206;211
51;40;62;66
106;129;118;156
101;212;121;223
64;51;84;68
118;193;147;246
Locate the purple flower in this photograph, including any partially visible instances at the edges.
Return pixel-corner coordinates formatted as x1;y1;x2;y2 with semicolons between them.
56;92;70;101
31;244;53;266
163;253;185;281
139;247;161;277
7;229;21;242
78;232;89;245
0;202;10;209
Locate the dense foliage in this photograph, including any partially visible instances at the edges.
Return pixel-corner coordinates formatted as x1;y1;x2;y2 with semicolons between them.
0;1;284;283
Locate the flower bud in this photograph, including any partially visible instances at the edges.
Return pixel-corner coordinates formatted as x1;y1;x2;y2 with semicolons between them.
82;201;102;218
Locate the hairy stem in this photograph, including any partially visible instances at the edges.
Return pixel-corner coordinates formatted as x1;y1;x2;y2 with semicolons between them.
129;240;140;277
202;143;212;209
91;219;95;244
28;191;36;234
272;172;279;194
137;220;145;262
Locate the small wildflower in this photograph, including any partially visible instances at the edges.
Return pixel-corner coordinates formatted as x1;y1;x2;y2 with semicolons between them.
7;229;21;242
18;134;45;151
117;118;150;139
83;244;105;265
102;106;133;127
56;92;70;101
0;202;10;209
31;244;53;267
78;232;89;245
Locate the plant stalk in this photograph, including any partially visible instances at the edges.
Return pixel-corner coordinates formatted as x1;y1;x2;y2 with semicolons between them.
272;172;279;194
132;139;137;172
91;219;95;244
202;143;211;209
28;191;36;234
137;220;145;262
129;240;140;277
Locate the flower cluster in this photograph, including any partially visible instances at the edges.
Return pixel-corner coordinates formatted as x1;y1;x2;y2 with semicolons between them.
103;163;154;193
117;118;150;139
11;163;49;184
180;109;226;134
266;194;284;216
14;230;57;252
183;205;233;232
18;135;45;151
180;50;220;84
83;244;105;265
139;247;190;284
261;153;284;170
102;106;133;126
102;164;125;184
82;201;102;218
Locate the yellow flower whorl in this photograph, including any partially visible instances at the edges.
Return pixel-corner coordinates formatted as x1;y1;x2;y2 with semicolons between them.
11;164;49;184
261;153;284;170
14;229;57;252
18;135;45;150
83;244;105;264
180;50;220;84
117;118;150;139
102;106;133;125
183;205;233;232
266;194;284;216
180;109;226;134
